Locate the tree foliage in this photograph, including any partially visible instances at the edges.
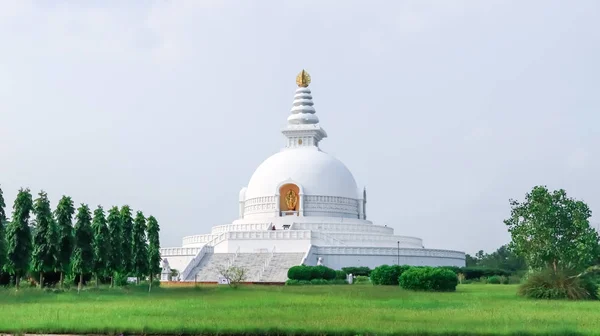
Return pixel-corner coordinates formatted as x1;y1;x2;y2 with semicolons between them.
147;215;161;287
91;206;111;281
31;191;58;284
120;205;134;274
5;188;34;287
0;185;7;270
132;211;148;279
505;186;600;272
107;206;123;276
72;204;94;289
465;245;526;271
55;195;75;285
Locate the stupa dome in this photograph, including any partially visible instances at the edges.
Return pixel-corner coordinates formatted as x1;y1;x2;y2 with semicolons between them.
244;146;359;200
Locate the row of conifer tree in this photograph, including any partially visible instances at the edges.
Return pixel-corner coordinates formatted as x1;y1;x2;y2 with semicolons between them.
0;186;161;290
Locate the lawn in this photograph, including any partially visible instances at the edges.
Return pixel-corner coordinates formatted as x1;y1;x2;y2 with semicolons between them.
0;284;599;335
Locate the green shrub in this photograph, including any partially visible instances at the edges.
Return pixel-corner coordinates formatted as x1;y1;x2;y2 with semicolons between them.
285;279;347;286
335;270;347;280
288;266;312;281
439;266;461;274
370;265;411;285
399;267;458;292
354;275;370;284
487;276;501;284
508;275;522;284
341;266;372;276
460;267;511;280
519;268;599;300
288;265;337;281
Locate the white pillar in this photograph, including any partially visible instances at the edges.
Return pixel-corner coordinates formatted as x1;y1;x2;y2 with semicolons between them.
275;193;280;216
299;193;304;216
238;201;245;219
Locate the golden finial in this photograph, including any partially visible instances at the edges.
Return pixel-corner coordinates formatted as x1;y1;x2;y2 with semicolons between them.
296;69;311;87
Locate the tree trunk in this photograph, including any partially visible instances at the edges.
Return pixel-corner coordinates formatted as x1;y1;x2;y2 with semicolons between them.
78;273;83;293
149;273;153;292
553;259;558;273
15;271;20;290
95;273;99;288
110;275;114;288
59;271;64;289
39;272;44;289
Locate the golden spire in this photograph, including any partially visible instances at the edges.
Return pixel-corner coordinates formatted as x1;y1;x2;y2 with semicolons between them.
296;69;311;87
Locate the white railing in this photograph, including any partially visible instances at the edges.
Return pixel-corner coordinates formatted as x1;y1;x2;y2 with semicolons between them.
292;222;395;235
312;231;346;246
301;245;314;265
227;246;241;268
257;246;276;281
210;223;272;234
225;230;312;240
160;247;201;256
180;245;214;281
315;246;465;260
182;234;216;246
323;233;423;247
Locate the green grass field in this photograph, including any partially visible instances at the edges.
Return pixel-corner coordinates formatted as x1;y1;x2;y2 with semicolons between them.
0;284;598;335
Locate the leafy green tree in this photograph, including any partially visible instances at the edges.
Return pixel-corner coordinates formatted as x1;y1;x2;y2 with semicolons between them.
0;185;7;270
91;206;111;287
107;206;122;286
72;204;94;292
132;211;148;282
55;195;75;288
147;215;161;291
31;191;59;288
479;245;527;271
465;254;478;267
5;188;34;289
504;186;600;272
120;205;134;275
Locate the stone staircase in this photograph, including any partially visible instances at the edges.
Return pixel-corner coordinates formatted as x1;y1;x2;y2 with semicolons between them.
259;253;305;282
188;253;233;282
187;252;305;282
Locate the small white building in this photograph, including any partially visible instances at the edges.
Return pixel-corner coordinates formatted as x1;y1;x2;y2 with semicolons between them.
160;70;465;282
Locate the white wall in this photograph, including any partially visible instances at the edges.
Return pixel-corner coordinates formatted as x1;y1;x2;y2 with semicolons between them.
214;238;311;253
161;255;195;274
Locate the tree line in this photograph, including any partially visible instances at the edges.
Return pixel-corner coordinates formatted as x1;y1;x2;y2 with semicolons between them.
0;186;162;291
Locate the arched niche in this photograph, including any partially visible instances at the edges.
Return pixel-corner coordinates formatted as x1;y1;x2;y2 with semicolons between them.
279;183;300;213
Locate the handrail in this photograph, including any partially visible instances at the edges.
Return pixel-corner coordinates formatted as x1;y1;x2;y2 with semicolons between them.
258;246;277;281
301;245;313;266
180;244;214;281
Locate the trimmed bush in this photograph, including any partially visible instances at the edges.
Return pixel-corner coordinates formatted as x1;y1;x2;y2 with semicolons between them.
487;275;501;284
519;268;599;300
370;265;411;285
342;266;372;276
285;279;347;286
353;275;370;284
287;265;336;281
399;267;458;292
335;270;346;280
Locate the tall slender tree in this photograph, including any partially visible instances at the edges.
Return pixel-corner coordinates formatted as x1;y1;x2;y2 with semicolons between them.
107;206;122;286
0;185;7;270
55;195;75;288
120;205;134;275
72;204;93;292
6;188;34;289
132;211;148;283
31;191;58;288
91;206;110;288
146;215;161;292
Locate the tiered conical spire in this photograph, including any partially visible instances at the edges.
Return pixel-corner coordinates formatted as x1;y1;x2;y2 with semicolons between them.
288;70;318;125
282;70;327;148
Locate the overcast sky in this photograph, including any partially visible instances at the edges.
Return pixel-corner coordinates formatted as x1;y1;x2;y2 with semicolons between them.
1;0;599;254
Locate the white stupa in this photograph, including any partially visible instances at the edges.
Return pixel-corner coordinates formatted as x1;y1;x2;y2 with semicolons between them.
160;70;465;282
